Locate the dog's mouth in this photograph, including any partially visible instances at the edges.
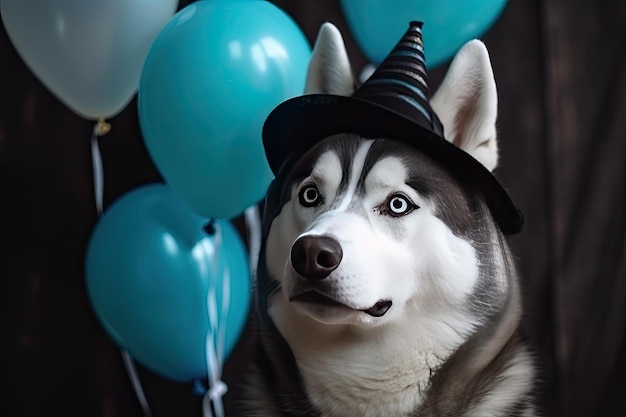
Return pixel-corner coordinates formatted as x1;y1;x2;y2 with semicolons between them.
362;299;393;317
290;290;392;318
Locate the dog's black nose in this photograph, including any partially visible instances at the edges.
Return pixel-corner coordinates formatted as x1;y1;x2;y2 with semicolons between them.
291;235;343;280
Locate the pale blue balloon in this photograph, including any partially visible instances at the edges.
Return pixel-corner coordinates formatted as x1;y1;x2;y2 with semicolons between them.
340;0;508;68
138;0;311;219
85;184;251;382
0;0;177;119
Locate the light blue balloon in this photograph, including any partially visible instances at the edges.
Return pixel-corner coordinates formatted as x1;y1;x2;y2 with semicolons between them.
138;0;311;219
340;0;508;68
0;0;177;119
85;184;251;382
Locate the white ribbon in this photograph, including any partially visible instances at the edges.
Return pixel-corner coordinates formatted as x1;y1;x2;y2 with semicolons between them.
90;123;104;215
200;205;261;417
201;220;229;417
121;350;154;417
90;120;153;417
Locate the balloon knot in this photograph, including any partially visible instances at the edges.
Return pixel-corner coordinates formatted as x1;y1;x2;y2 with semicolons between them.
203;219;216;235
192;378;207;396
191;378;228;401
207;380;228;401
96;118;111;136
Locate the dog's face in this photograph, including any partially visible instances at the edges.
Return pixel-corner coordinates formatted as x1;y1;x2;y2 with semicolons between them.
266;135;481;331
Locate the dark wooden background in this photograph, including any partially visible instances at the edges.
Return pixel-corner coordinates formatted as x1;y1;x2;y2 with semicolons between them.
1;1;624;416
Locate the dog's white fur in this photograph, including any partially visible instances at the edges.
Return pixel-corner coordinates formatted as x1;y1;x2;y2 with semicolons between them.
245;23;535;417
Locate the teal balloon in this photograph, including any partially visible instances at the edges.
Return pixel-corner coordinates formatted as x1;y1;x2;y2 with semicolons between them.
0;0;177;119
138;0;311;219
85;184;251;382
340;0;507;68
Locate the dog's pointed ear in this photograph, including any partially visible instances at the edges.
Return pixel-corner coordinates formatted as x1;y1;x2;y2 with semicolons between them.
430;40;499;171
305;22;354;96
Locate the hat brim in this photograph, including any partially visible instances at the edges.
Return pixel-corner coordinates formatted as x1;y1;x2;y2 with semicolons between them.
262;94;523;234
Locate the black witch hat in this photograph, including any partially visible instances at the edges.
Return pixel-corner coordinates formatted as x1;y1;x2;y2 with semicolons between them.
262;21;523;234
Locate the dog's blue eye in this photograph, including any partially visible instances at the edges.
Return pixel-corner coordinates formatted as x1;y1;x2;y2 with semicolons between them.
299;183;321;207
386;194;417;216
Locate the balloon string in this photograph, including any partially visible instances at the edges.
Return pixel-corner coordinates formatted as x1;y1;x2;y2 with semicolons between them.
202;204;258;417
90;120;153;417
203;222;228;417
200;205;255;416
202;205;259;417
203;315;228;417
90;122;105;214
121;351;154;417
217;253;230;370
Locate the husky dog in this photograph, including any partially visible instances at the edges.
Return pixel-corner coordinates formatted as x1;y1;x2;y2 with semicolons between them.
242;22;536;416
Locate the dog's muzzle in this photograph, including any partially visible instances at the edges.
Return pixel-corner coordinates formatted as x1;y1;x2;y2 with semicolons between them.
289;235;392;318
